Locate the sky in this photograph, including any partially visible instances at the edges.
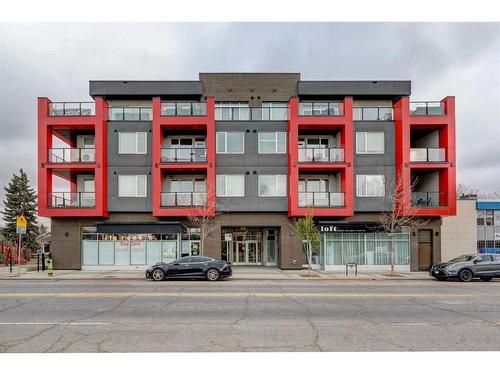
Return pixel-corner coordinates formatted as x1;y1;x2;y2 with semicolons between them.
0;22;499;219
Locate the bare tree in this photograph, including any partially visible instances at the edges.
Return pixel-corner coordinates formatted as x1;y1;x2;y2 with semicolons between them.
187;184;227;256
291;208;320;275
379;168;429;276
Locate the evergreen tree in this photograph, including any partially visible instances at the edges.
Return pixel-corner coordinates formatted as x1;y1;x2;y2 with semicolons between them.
1;169;40;251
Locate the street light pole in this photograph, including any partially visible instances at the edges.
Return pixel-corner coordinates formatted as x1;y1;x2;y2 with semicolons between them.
18;232;22;277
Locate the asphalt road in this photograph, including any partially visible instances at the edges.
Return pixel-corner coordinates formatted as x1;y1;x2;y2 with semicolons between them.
1;278;500;352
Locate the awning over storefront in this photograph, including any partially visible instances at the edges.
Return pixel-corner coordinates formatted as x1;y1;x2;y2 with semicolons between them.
96;222;182;234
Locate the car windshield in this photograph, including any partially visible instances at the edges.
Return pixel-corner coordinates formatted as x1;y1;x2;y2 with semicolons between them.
448;255;475;263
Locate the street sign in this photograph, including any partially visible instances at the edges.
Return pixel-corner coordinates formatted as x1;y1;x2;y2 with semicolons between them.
224;233;233;241
16;227;27;234
16;215;27;228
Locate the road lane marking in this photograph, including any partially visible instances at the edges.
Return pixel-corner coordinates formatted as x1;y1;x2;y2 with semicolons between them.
0;322;111;325
0;292;479;298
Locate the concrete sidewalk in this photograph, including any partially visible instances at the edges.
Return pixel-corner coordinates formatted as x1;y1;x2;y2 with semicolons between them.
0;266;431;281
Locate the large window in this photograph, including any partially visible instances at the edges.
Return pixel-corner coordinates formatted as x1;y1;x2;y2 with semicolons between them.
216;132;245;154
118;132;147;154
324;231;410;266
356;175;385;197
258;132;287;154
216;175;245;197
118;175;147;197
258;175;287;197
356;132;384;154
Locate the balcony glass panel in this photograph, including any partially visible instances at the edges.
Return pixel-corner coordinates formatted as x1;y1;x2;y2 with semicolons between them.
161;192;207;207
49;102;95;116
298;148;344;163
411;192;446;207
48;148;95;163
48;192;95;208
410;148;446;162
410;102;445;116
298;192;344;207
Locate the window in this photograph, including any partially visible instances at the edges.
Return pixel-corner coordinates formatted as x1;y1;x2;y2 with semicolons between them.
258;132;286;154
262;102;288;120
356;132;384;154
216;175;245;197
215;102;249;120
118;132;147;154
258;175;287;197
486;210;494;226
477;211;485;226
118;175;147;197
216;132;245;154
356;175;385;197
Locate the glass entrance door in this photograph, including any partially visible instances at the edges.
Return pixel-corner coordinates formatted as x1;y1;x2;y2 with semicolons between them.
232;241;261;265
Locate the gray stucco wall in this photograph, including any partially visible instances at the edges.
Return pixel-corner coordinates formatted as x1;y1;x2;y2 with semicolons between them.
107;121;153;212
215;121;288;212
353;121;396;212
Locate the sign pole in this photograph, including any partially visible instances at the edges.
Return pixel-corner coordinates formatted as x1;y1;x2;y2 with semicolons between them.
17;233;21;277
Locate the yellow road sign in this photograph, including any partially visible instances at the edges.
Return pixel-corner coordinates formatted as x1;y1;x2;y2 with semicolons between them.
16;215;27;228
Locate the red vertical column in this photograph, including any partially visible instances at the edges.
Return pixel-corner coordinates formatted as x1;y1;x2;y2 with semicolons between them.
394;96;411;213
206;97;216;215
152;97;162;216
37;98;51;215
288;97;299;216
442;96;456;214
343;97;354;214
94;97;108;216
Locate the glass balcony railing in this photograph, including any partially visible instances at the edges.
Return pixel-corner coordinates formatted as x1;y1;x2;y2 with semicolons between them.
215;107;288;121
48;148;95;163
410;101;445;116
299;102;343;117
161;192;207;207
410;148;446;162
161;102;207;116
298;192;345;207
411;191;446;207
160;148;207;163
49;102;95;116
48;192;95;208
298;148;344;163
353;107;393;121
108;107;152;121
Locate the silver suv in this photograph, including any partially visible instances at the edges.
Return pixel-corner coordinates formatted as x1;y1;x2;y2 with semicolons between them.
430;254;500;282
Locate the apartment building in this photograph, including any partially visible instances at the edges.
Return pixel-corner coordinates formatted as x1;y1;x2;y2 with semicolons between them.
37;73;456;271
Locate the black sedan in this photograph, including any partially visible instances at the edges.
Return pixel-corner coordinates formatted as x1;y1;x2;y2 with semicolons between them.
145;256;232;281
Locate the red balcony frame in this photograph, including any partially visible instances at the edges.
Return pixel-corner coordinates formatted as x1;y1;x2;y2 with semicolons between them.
38;97;108;218
152;97;216;217
288;97;354;217
395;96;456;217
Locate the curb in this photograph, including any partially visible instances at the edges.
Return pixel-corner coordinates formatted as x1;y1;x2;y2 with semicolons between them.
0;276;433;282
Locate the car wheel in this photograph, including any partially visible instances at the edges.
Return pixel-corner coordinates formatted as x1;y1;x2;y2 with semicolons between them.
458;269;473;282
206;268;220;281
152;268;165;281
480;276;492;282
435;277;447;281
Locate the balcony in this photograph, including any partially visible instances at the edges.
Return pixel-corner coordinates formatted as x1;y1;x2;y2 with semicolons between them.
161;148;207;163
411;191;446;207
298;192;345;207
48;148;95;163
161;192;207;207
49;102;95;117
109;107;152;121
353;107;393;121
48;192;96;208
215;106;288;121
410;101;445;116
410;148;446;163
298;148;344;163
161;102;207;117
299;102;343;117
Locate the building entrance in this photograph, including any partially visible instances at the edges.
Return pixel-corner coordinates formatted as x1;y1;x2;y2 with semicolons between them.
221;227;278;266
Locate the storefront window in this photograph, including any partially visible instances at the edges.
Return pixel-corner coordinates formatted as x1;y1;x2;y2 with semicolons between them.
323;231;410;266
